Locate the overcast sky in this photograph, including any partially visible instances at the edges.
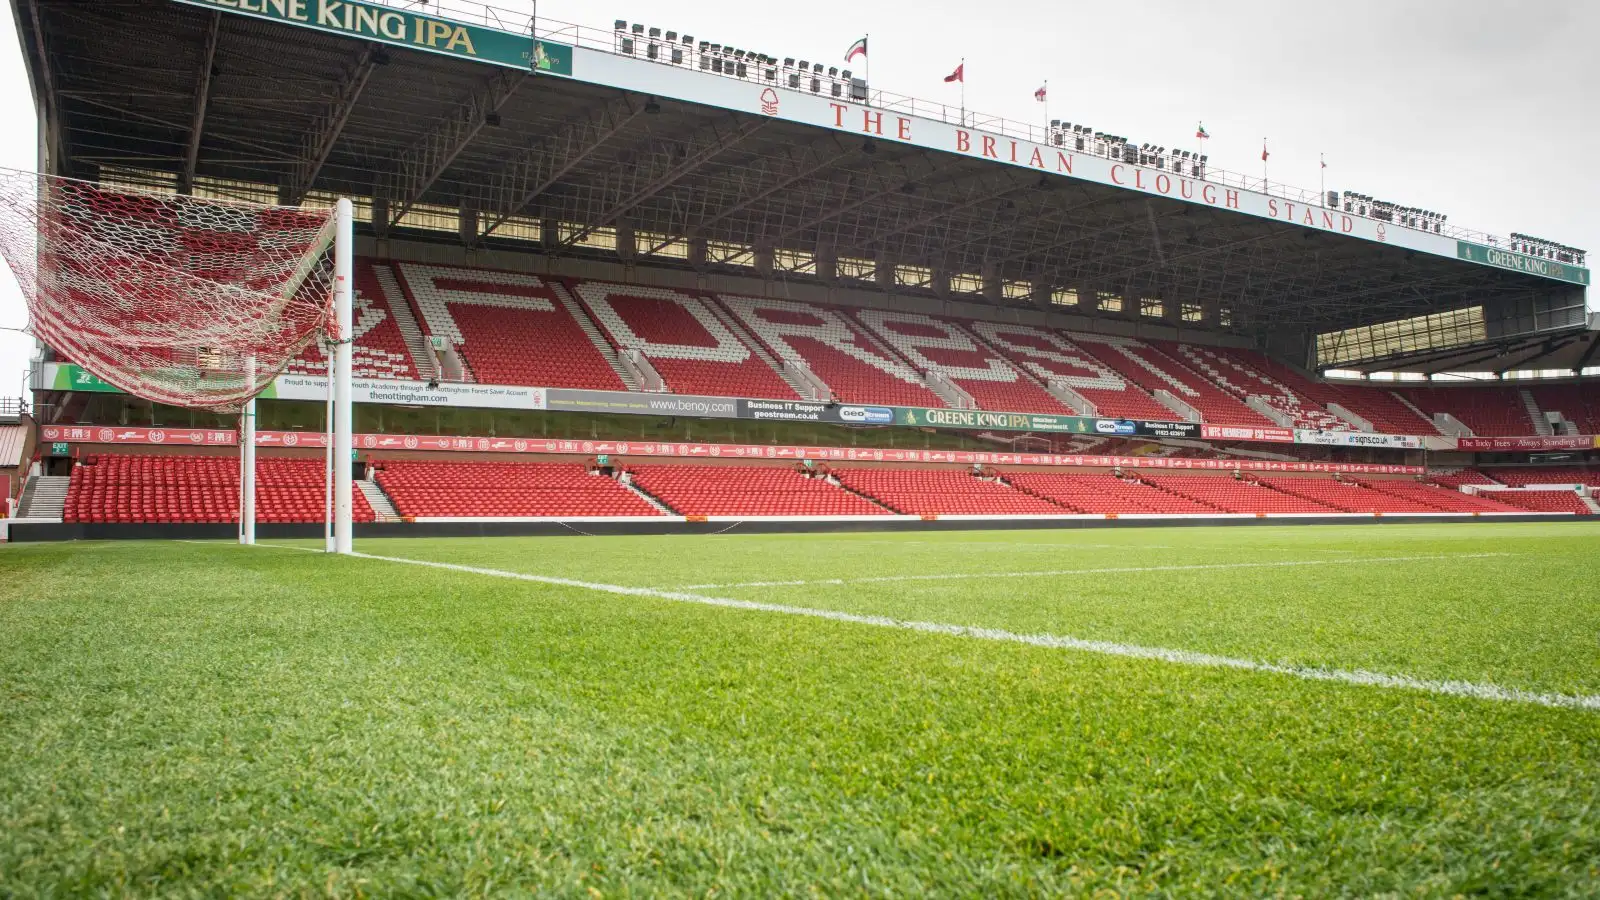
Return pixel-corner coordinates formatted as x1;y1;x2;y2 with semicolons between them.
0;0;1594;396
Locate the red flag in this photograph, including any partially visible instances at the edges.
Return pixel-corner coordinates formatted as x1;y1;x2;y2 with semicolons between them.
1034;84;1047;101
944;63;964;83
1261;142;1270;162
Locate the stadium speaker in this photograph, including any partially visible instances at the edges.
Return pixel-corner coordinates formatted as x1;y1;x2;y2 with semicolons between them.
647;43;658;60
1123;145;1138;163
789;73;801;89
671;48;684;65
850;78;868;101
620;38;633;55
1326;190;1340;208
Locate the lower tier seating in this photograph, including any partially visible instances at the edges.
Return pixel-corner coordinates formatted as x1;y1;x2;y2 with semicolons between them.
1139;475;1338;514
1255;477;1440;514
376;462;659;517
1482;467;1600;488
627;465;889;516
1006;473;1216;514
64;454;376;523
1359;481;1523;513
1492;490;1591;514
833;469;1067;515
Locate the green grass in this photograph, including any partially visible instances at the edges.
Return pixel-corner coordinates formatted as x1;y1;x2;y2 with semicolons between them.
2;523;1598;896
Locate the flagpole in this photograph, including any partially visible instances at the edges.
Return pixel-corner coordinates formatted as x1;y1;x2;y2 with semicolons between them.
865;32;870;85
1262;136;1268;191
1320;152;1326;204
960;57;966;127
1043;78;1049;134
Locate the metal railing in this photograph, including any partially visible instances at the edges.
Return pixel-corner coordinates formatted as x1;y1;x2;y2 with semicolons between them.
360;0;1560;257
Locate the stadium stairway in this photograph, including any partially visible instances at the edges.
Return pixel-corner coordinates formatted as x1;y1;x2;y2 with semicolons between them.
550;283;641;391
17;475;69;518
356;480;402;522
703;296;821;400
374;263;439;383
617;474;679;515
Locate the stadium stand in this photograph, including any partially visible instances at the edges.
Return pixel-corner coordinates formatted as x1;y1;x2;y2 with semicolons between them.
964;321;1177;419
285;260;420;380
375;461;659;518
1006;472;1217;514
1160;343;1348;430
1430;468;1502;488
1527;386;1600;434
64;455;376;523
1254;477;1442;514
1395;386;1536;436
1491;489;1592;514
626;465;889;516
392;263;627;390
833;469;1067;515
1359;480;1525;513
1321;384;1442;435
568;281;799;400
1482;467;1600;487
847;309;1071;413
719;294;947;407
1062;333;1277;427
1139;474;1338;513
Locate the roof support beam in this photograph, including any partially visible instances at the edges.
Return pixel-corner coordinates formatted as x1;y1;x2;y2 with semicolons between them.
477;93;642;239
284;44;377;205
179;11;220;194
388;69;524;228
560;115;768;249
649;138;855;254
769;157;955;245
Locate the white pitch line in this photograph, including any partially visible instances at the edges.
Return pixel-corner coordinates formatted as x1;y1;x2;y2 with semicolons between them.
677;553;1512;590
347;551;1596;713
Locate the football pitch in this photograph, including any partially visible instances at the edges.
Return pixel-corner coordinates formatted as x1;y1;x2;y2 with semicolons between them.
2;523;1598;896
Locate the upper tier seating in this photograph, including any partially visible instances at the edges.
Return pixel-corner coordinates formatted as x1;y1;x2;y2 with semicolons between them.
64;454;376;523
1007;472;1217;514
1161;343;1349;430
847;310;1071;413
1359;480;1524;513
1320;385;1441;435
1396;387;1536;436
965;321;1177;419
392;263;625;390
1483;467;1600;488
1062;333;1277;428
719;294;947;408
627;465;889;516
376;461;658;518
1139;474;1337;513
569;281;798;400
286;261;420;380
833;469;1066;515
1528;386;1600;434
1492;490;1590;514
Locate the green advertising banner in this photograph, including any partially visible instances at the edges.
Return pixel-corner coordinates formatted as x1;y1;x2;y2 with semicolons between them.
172;0;573;75
48;364;120;393
1456;241;1590;286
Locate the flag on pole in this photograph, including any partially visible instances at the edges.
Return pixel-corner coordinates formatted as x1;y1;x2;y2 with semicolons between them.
1195;122;1209;140
844;37;867;63
1034;84;1047;101
944;63;964;83
1320;154;1327;169
1261;141;1270;162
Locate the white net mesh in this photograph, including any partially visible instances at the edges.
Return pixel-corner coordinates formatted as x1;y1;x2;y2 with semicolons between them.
0;168;338;411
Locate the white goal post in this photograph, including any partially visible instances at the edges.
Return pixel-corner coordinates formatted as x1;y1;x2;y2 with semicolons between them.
0;169;355;553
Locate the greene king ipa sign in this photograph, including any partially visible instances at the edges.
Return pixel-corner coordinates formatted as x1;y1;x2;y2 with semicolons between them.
174;0;573;75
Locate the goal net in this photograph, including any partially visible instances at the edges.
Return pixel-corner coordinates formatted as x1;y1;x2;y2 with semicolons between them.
0;168;337;411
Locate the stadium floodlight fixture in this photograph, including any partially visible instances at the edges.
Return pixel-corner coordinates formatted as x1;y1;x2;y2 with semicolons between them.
648;27;661;38
666;31;677;41
784;57;795;67
631;24;644;34
682;34;693;44
614;19;626;30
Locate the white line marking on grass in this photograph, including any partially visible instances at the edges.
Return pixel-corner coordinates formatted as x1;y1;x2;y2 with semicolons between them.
348;551;1596;713
677;553;1511;590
